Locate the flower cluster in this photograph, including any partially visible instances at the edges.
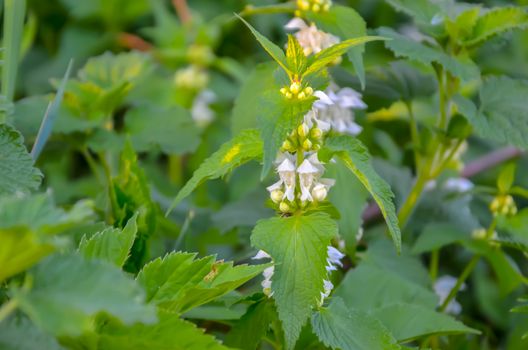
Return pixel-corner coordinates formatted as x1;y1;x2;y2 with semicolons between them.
267;153;335;214
253;246;344;304
280;81;314;100
285;18;339;56
295;0;332;16
490;194;517;217
174;65;209;91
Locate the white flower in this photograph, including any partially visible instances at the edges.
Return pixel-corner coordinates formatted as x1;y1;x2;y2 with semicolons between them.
320;279;334;304
191;90;216;126
313;85;366;136
297;159;321;201
326;246;345;271
444;178;474;193
253;250;272;260
434;275;465;315
285;18;340;56
277;157;297;201
262;266;275;296
312;178;335;201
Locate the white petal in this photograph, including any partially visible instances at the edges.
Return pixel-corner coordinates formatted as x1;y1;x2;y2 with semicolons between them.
263;266;275;279
327;246;344;266
285;17;307;30
277;158;296;172
266;180;283;193
346;122;363;136
253;250;272;260
314;90;334;105
297;159;319;174
444;178;474;193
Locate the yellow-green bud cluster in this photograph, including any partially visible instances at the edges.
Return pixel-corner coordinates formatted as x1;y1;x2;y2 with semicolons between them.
174;65;209;91
489;194;517;217
280;123;324;153
296;0;332;15
187;44;215;67
280;82;313;100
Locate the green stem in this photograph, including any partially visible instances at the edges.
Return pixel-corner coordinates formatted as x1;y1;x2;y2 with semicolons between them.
98;151;118;224
406;101;421;172
437;68;448;130
430;249;439;281
80;147;104;185
397;171;429;229
439;254;479;313
0;299;18;323
239;3;295;17
168;154;183;186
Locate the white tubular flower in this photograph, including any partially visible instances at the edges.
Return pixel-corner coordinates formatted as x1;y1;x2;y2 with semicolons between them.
313;85;367;136
434;275;465;315
444;178;474;193
191;90;216;127
285;18;340;56
297;159;321;202
312;178;335;202
326;246;345;271
253;250;272;260
262;266;275;297
320;279;334;303
277;157;297;201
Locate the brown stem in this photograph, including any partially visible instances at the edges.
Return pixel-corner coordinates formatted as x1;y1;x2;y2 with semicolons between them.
172;0;191;24
117;33;152;52
362;147;523;223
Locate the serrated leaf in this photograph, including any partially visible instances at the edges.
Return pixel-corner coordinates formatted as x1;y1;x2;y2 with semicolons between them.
251;213;338;349
0;124;42;194
137;251;267;313
236;15;290;76
0;227;54;283
167;129;263;214
13;254;156;336
0;192;93;234
95;311;230;350
378;27;479;81
78;213;138;267
463;7;528;47
497;209;528;253
286;35;307;76
0;316;65;350
334;264;438;311
307;5;368;88
384;0;441;25
370;303;480;342
466;76;528;149
305;36;385;77
311;298;400;350
125;104;200;154
320;135;401;252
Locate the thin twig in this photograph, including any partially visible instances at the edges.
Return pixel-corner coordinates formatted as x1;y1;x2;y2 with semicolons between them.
117;33;152;52
362;147;523;223
172;0;191;24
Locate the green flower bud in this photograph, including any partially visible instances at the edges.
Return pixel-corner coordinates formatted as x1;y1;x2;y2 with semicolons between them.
303;139;313;151
279;201;291;213
310;127;323;139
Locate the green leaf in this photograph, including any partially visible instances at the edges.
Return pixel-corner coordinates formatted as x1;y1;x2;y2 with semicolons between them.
286;35;307;77
0;192;93;234
94;311;230;350
251;213;338;349
78;213;138;267
236;14;290;76
311;298;400;350
497;162;516;194
226;299;275;350
0;227;54;283
231;63;277;134
497;209;528;252
370;303;480;342
412;223;468;254
320;135;401;252
463;76;528;149
378;27;479;81
463;7;528;47
304;36;385;77
384;0;441;25
0;124;42;194
13;254;156;336
167;129;263;214
334;264;438;311
0;316;65;350
137;251;267;313
259;94;314;178
125;104;200;154
307;5;368;88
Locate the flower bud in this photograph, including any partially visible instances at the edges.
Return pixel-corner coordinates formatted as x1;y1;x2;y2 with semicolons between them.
280;87;288;95
285;92;293;99
312;3;321;12
281;139;294;152
310;127;323;139
270;189;284;203
298;123;310;138
297;91;306;100
312;183;328;201
279;201;291;213
304;86;313;96
490;194;517;217
471;228;487;240
312;143;321;151
290;82;301;95
303;139;313;151
297;0;310;11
